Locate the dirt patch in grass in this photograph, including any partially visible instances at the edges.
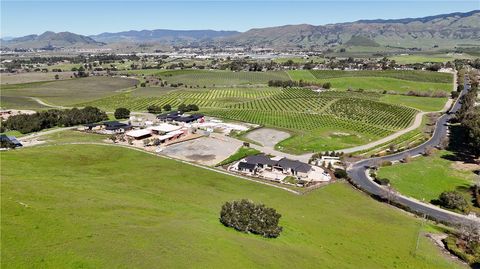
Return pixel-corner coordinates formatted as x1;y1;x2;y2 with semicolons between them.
451;161;480;172
245;128;290;148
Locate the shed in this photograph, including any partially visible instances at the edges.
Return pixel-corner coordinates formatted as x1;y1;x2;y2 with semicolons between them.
126;129;151;139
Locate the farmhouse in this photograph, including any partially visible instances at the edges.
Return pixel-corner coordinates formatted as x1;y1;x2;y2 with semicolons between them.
157;112;205;124
103;121;132;134
236;154;330;183
82;121;132;134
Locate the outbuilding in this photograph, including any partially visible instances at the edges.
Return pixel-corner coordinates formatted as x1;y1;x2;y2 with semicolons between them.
125;129;151;140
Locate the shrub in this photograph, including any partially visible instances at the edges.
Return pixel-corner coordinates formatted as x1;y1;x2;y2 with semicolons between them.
114;107;130;119
219;199;282;238
380;161;393;167
322;82;331;89
334;168;348;179
374;178;390;186
438;191;469;212
147;105;162;114
163;104;172;111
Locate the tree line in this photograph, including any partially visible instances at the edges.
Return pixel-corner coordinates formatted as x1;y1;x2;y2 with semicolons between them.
268;80;331;89
455;84;480;158
2;106;108;134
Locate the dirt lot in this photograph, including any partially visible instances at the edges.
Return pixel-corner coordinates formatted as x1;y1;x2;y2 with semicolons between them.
160;135;242;166
246;128;290;148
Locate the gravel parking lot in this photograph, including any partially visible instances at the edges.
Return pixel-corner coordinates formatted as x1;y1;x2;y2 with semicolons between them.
246;128;290;148
161;136;242;166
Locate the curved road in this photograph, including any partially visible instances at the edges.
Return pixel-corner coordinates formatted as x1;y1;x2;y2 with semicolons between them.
348;78;479;225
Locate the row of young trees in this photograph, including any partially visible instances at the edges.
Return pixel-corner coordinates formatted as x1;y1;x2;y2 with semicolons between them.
147;104;172;114
267;80;330;89
2;106;108;134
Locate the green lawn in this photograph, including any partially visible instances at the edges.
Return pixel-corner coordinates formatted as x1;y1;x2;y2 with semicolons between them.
0;144;465;268
0;76;138;109
276;127;377;154
377;150;476;202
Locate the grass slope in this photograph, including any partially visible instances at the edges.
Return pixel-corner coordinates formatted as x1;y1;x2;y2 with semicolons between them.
1;144;465;269
379;95;447;112
377;150;475;202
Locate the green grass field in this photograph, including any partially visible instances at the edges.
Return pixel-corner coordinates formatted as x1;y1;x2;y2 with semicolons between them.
389;54;475;64
156;70;290;87
0;72;76;85
1;144;466;268
0;77;138;109
377;150;476;202
288;70;452;93
379;95;447;112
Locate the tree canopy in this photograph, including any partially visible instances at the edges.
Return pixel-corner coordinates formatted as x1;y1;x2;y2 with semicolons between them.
220;199;282;238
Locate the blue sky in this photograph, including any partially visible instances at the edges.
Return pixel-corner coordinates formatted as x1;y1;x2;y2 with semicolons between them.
1;1;478;37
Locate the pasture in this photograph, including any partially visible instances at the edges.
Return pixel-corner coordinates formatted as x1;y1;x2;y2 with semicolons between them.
377;150;477;203
288;70;453;93
156;70;290;87
389;53;474;64
0;144;465;269
0;76;138;109
379;95;447;112
1;72;75;85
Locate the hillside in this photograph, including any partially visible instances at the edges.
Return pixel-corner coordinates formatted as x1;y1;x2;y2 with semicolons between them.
221;10;480;49
2;31;104;48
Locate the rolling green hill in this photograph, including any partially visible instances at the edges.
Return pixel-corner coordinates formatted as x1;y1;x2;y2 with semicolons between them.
0;144;466;269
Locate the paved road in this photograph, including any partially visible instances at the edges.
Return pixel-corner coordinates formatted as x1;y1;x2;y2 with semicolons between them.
348;78;479;225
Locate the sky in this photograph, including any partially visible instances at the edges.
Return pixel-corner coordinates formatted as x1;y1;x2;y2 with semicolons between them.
1;0;479;37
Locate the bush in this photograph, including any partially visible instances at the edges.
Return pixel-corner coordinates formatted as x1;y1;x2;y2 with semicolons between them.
444;234;480;265
438;191;469;212
334;168;347;179
220;199;282;238
322;82;331;89
374;178;390;186
114;108;130;119
163;104;172;111
147;105;162;114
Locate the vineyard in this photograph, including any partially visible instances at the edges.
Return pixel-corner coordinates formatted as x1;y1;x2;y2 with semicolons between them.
80;87;419;152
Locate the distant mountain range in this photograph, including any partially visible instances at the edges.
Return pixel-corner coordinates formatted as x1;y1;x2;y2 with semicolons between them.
2;10;479;50
90;29;240;44
221;10;480;49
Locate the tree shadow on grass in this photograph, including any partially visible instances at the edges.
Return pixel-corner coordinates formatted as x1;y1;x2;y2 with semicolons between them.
445;125;478;164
